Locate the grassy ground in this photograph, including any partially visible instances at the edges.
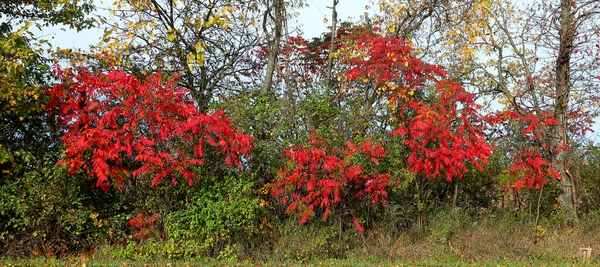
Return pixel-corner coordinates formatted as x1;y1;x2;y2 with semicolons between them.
2;210;599;267
1;257;599;267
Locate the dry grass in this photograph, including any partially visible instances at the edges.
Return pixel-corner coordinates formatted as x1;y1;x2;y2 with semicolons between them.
341;210;600;265
7;210;599;266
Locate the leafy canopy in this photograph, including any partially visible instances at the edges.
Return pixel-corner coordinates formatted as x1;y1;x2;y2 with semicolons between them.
47;68;253;191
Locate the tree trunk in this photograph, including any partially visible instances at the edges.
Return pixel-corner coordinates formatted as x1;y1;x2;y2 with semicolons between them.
453;179;459;207
416;176;428;231
263;0;283;92
553;0;577;217
325;0;338;88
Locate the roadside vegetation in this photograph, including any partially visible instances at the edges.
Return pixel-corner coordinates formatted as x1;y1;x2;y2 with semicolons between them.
1;0;600;266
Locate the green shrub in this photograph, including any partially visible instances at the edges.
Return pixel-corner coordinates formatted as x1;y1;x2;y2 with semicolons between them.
0;162;94;257
163;174;261;258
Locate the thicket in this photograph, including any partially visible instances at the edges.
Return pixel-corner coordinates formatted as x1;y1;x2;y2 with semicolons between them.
1;0;600;264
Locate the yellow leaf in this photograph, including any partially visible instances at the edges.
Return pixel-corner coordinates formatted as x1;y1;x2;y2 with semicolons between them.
195;52;204;65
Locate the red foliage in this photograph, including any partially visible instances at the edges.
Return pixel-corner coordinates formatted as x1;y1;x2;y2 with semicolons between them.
344;35;435;84
261;23;378;90
271;132;389;231
485;110;564;190
272;31;494;231
353;218;364;234
509;149;561;190
46;68;253;191
393;80;493;182
128;212;159;240
345;35;493;182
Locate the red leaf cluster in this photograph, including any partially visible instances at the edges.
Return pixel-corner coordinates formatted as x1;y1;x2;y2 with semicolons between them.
345;36;438;84
509;149;561;190
262;24;378;90
486;110;559;140
46;68;253;191
128;212;159;240
271;132;389;231
486;110;563;190
345;35;493;182
392;80;493;182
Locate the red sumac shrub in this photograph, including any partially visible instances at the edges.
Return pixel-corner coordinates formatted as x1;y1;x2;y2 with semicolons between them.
47;68;253;190
345;35;493;182
271;132;390;233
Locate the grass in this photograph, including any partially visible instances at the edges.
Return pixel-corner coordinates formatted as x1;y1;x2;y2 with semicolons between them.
3;210;599;267
1;257;598;267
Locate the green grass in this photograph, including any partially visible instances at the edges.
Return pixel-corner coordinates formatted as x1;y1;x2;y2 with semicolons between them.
3;209;599;267
1;257;598;267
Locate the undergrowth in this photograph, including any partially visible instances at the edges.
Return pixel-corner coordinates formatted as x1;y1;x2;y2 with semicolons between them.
2;207;598;266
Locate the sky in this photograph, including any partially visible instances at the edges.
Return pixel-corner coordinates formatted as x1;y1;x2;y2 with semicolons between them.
296;0;371;37
36;0;372;51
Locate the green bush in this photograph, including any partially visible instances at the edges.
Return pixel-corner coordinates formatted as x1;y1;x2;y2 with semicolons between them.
162;173;261;258
0;162;95;257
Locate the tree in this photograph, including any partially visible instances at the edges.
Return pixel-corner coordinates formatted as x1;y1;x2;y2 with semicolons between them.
375;0;495;82
46;68;253;191
548;0;600;215
343;32;493;228
325;0;339;88
92;0;263;111
271;28;493;230
0;0;95;177
470;0;599;215
0;0;94;32
0;0;97;256
377;0;600;216
262;0;285;92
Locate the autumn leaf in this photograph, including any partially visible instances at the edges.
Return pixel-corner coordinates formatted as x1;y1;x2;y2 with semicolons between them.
46;68;253;191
